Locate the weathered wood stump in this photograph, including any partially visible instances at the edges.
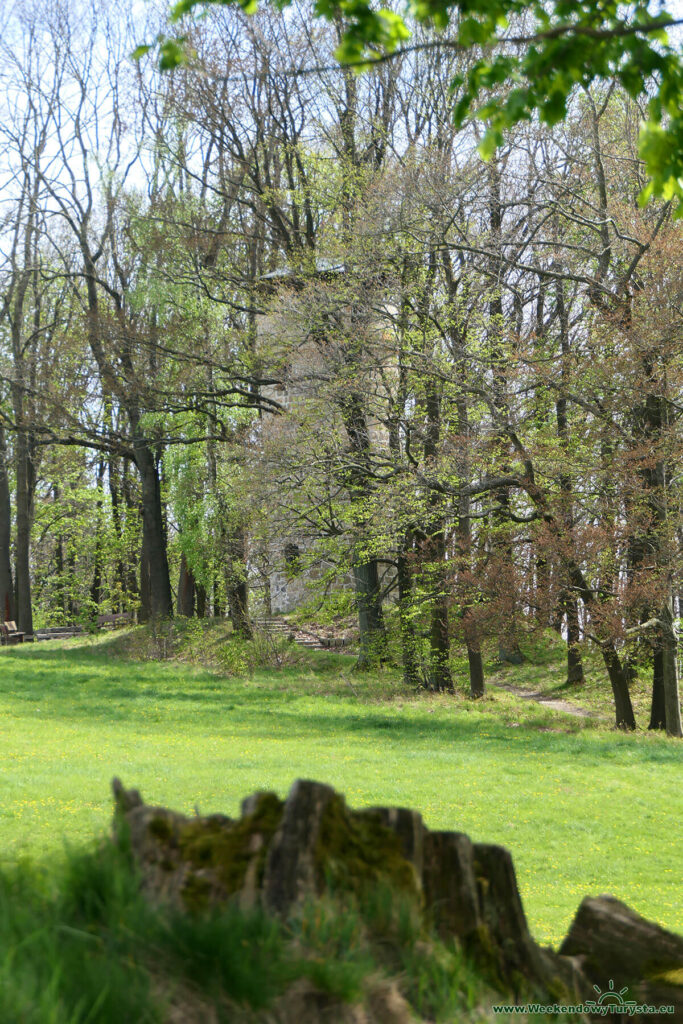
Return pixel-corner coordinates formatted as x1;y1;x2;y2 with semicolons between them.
262;779;337;914
561;895;683;1019
111;777;682;1013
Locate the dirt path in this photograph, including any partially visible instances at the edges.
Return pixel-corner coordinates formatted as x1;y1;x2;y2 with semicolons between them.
492;680;596;718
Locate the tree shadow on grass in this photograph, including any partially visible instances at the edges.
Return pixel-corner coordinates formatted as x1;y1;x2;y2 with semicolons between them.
1;647;680;768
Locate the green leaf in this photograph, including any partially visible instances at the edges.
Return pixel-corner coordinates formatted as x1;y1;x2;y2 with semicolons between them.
637;180;655;208
159;38;188;70
478;128;502;161
377;8;411;45
452;93;471;127
170;0;205;21
458;16;495;47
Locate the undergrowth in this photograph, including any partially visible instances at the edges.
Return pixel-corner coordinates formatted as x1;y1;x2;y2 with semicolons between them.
0;840;498;1023
103;616;311;675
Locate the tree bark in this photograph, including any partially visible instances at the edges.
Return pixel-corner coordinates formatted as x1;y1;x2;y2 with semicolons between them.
139;520;151;623
177;551;196;617
427;537;453;692
108;452;128;611
660;599;683;738
0;424;14;623
600;641;637;731
53;485;67;617
353;559;387;669
555;280;584;685
488;163;523;667
628;352;681;734
458;449;484;698
329;74;389;671
213;578;223;618
228;579;251;637
134;442;172;621
339;392;387;668
388;325;418;686
13;423;34;636
422;300;452;692
121;459;140;607
397;533;419;687
227;529;252;638
565;595;584;685
89;457;105;616
467;645;485;699
648;645;666;730
195;584;207;619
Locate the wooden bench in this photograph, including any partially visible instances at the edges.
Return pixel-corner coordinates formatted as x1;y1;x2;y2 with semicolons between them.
97;612;134;629
0;620;25;645
34;625;84;641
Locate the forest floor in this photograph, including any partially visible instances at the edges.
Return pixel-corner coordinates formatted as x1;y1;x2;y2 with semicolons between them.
0;624;680;953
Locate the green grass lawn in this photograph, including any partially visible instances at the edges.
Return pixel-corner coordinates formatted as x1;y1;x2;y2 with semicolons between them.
0;631;681;949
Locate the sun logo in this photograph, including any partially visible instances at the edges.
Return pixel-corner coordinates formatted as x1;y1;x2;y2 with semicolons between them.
584;979;638;1013
595;981;629;1005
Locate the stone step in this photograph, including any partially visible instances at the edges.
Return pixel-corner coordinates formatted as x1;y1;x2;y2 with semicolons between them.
252;617;354;653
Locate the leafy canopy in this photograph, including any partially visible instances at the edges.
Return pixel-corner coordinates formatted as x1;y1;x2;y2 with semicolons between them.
137;0;683;208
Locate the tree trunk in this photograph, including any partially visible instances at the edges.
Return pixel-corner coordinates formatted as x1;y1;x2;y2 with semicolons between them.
627;347;678;734
454;349;484;698
90;457;105;616
0;424;14;623
14;425;34;636
422;320;452;691
351;554;386;669
67;546;78;619
8;162;40;638
429;607;452;691
139;520;151;624
54;502;67;617
261;574;272;618
555;282;584;686
565;595;584;685
195;584;207;619
428;541;453;692
228;579;251;637
177;551;196;617
134;443;173;620
108;454;128;609
467;643;485;699
388;336;418;686
213;578;223;618
122;459;140;607
397;534;419;687
492;526;524;665
338;390;388;669
649;645;666;730
534;555;551;628
227;529;252;638
353;559;387;670
660;599;683;738
601;643;637;731
488;161;523;668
